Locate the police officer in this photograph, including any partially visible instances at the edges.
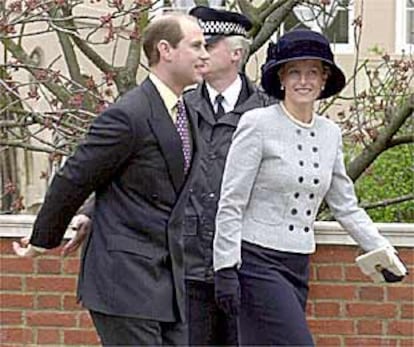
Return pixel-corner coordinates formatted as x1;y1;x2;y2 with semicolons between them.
183;6;275;345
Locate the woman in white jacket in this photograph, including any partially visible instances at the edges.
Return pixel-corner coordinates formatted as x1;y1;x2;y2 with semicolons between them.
213;29;407;346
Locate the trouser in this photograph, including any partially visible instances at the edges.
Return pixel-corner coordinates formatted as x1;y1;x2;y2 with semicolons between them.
239;241;314;346
90;310;188;346
186;280;239;346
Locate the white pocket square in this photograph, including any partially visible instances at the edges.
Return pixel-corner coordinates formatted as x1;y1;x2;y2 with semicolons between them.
356;246;408;283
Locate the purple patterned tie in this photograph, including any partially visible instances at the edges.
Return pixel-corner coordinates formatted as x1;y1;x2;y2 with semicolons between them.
175;99;191;174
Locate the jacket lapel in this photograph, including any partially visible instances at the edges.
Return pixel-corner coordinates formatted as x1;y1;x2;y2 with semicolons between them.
142;79;185;192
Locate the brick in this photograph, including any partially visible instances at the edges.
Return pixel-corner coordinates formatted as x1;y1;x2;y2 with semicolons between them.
344;337;397;346
0;294;34;308
0;276;22;290
308;319;354;334
63;329;100;345
63;258;80;274
0;328;33;344
36;294;61;309
314;302;341;317
0;257;34;273
311;246;357;263
37;328;61;344
0;239;14;255
314;335;342;346
309;284;356;300
79;311;95;328
345;266;370;282
387;320;414;336
26;276;76;292
306;301;314;316
27;312;77;327
346;303;397;318
398;248;414;265
401;304;414;319
357;319;383;334
359;286;385;301
401;339;414;346
36;259;61;274
63;295;81;310
316;265;344;281
0;311;23;325
387;286;414;301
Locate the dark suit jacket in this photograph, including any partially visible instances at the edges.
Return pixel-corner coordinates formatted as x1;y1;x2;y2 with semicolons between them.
30;78;200;323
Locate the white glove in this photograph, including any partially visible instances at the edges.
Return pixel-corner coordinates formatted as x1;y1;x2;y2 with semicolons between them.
356;246;408;283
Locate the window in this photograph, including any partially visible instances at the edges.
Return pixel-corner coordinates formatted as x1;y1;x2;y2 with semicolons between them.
396;0;414;52
156;0;224;14
275;0;353;53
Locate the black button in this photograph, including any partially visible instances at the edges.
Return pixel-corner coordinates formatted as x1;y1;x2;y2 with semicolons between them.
296;129;301;135
309;193;315;199
306;210;311;216
289;225;294;231
298;176;304;183
298;144;303;150
299;160;304;167
291;208;298;215
304;227;310;233
313;178;319;185
312;147;318;152
294;192;300;199
314;163;319;168
310;132;315;137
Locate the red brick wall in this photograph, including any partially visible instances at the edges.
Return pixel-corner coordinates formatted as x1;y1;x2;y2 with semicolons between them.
1;239;413;346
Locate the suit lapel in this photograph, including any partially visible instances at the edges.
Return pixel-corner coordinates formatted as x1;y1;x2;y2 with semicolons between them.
142;79;185;192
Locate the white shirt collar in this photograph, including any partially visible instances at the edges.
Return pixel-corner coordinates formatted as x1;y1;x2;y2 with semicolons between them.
206;75;242;114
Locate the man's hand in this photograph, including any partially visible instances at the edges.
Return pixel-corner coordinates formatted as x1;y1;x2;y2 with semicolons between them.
13;236;45;257
61;214;91;256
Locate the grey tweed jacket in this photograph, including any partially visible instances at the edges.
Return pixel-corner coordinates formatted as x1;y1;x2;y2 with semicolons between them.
213;104;391;271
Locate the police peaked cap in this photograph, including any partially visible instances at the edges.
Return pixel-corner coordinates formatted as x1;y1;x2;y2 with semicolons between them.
189;6;252;42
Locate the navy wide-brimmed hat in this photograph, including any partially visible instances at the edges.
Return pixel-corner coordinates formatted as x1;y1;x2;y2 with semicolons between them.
261;29;346;100
189;6;252;44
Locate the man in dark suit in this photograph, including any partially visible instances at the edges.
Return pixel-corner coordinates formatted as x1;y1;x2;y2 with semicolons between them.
13;13;209;346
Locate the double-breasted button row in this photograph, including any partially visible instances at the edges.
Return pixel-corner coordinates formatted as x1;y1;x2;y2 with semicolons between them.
289;127;319;233
288;224;310;233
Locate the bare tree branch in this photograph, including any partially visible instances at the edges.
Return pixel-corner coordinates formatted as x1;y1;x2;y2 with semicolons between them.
347;95;414;181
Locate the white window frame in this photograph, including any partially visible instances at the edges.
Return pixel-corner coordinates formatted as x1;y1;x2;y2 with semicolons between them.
153;0;225;16
396;0;414;53
274;1;354;54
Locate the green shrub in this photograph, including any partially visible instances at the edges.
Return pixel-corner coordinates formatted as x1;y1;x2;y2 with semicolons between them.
353;144;414;222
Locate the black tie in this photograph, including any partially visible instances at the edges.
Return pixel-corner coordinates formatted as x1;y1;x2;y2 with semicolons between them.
215;94;225;119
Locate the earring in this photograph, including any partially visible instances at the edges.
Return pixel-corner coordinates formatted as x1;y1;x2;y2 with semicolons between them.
281;85;285;90
321;85;325;91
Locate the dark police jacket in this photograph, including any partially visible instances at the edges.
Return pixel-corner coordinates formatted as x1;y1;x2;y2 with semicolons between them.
183;74;275;282
30;78;200;323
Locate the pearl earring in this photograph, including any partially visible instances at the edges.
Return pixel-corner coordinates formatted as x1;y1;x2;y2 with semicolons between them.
321;85;325;91
281;85;285;90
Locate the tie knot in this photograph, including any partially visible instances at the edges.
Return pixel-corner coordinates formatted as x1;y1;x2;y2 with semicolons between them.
176;99;185;114
216;94;224;104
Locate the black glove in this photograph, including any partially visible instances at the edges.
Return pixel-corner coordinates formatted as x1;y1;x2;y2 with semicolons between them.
381;253;408;283
381;269;405;283
214;267;240;316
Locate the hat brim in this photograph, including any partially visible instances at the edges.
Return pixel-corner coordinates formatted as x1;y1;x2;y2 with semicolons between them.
261;56;346;100
205;35;226;45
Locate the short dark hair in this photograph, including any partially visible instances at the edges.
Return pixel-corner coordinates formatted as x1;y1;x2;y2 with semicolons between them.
143;14;194;66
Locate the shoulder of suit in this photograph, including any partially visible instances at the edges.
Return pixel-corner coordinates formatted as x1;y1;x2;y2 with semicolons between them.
315;113;341;134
